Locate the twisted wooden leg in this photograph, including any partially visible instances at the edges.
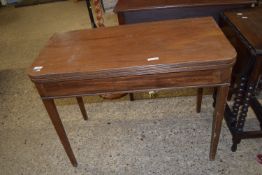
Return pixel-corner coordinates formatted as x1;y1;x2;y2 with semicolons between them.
231;76;247;128
236;84;255;132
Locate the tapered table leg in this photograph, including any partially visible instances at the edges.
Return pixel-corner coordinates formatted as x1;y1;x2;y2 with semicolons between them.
196;88;203;113
212;87;218;107
42;99;78;167
209;86;229;160
76;97;88;120
129;93;134;101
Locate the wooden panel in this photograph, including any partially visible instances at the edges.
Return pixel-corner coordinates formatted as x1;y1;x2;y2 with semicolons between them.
223;7;262;54
28;17;236;82
220;17;253;76
118;4;254;24
36;68;232;98
114;0;256;12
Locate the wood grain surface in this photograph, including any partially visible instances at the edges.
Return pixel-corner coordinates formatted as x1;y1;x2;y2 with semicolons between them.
114;0;256;12
224;7;262;54
28;17;236;82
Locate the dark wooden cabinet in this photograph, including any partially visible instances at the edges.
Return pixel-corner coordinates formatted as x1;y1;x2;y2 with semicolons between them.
114;0;257;24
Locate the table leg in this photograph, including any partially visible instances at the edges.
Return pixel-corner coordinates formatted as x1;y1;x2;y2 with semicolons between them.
231;136;241;152
117;12;125;25
231;76;247;128
236;84;255;132
231;57;262;150
76;97;88;120
129;93;134;101
100;0;105;12
196;88;203;113
212;87;217;107
209;86;229;160
85;0;97;28
42;99;78;167
231;83;256;151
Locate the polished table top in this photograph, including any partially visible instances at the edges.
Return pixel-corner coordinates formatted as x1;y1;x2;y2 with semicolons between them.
114;0;256;12
223;7;262;54
28;17;236;83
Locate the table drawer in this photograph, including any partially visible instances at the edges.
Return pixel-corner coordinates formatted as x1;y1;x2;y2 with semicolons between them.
36;68;231;98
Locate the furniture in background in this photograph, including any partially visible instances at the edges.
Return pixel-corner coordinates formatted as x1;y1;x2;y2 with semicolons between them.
220;7;262;151
114;0;257;25
85;0;105;28
85;0;97;28
28;17;236;166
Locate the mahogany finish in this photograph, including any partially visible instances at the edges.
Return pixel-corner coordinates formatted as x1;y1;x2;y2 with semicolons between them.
196;88;203;113
114;0;256;24
28;18;235;82
221;7;262;151
28;17;236;166
76;97;88;120
115;0;255;10
210;86;229;159
114;0;256;110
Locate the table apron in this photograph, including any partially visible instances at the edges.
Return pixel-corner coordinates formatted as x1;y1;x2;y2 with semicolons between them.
119;3;254;24
35;68;232;98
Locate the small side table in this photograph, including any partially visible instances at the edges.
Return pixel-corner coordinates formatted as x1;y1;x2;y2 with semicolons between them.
28;17;236;166
221;7;262;151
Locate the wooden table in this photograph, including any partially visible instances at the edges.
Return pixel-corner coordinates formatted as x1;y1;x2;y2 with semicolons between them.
220;7;262;151
114;0;256;111
114;0;257;24
28;17;236;167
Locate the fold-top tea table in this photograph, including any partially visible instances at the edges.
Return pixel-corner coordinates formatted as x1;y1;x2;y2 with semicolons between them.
28;17;236;167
